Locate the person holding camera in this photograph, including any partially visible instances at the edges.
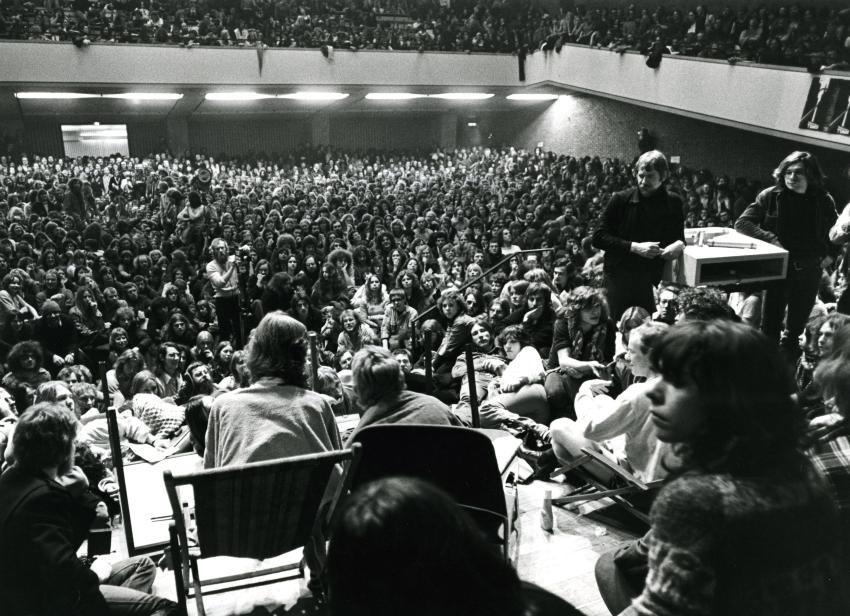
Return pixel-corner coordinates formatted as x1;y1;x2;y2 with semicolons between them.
205;237;242;348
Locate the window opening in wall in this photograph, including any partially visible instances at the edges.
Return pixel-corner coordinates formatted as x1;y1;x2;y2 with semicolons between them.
61;124;129;157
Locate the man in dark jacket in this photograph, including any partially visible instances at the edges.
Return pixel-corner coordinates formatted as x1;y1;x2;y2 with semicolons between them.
0;402;177;615
32;299;79;376
735;151;839;354
591;150;685;320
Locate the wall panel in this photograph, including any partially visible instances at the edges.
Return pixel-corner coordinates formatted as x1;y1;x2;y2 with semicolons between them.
329;115;441;151
188;118;311;157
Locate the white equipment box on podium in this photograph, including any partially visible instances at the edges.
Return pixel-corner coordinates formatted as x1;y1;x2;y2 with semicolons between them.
663;227;788;286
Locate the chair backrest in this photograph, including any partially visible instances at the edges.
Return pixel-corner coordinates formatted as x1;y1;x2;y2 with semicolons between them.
349;424;506;538
164;447;358;560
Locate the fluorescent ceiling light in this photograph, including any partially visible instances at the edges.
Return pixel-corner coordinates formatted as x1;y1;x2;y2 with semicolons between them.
104;93;183;101
429;93;494;100
15;92;98;99
277;92;349;101
366;93;427;100
205;92;273;101
467;122;478;127
506;93;559;101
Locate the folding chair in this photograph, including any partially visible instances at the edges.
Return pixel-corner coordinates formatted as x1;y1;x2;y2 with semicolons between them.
348;424;517;560
163;446;361;616
549;447;663;524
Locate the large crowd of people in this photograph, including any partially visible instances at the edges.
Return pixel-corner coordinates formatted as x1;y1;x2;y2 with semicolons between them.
1;139;850;614
0;0;849;70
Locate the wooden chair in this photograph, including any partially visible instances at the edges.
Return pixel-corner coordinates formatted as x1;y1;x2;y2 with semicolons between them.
348;424;517;560
549;448;662;524
164;446;361;616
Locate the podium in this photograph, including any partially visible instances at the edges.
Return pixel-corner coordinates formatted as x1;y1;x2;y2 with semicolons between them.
663;228;788;287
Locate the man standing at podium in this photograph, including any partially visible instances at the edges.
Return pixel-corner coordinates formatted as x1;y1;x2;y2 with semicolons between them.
735;151;839;356
592;150;685;320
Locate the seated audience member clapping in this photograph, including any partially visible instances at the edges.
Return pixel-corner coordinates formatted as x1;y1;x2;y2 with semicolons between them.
0;402;178;615
349;346;462;438
549;321;672;485
204;311;341;468
326;477;584;616
597;320;850;615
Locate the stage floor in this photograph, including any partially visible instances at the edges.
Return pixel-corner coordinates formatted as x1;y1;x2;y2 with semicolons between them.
136;459;642;616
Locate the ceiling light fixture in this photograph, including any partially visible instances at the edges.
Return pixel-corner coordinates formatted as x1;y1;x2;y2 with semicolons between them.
365;93;427;100
205;92;273;101
506;93;559;101
277;92;349;101
429;93;494;100
15;92;99;99
104;93;183;101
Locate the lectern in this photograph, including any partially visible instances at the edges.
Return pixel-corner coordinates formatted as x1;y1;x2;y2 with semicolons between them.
663;227;788;286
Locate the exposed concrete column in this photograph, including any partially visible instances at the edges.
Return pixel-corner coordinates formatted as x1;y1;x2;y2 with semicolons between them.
166;114;190;158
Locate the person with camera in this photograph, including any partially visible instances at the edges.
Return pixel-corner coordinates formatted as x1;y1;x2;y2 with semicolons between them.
205;237;242;348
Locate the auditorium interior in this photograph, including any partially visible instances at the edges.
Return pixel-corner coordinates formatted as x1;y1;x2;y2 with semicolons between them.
2;1;850;615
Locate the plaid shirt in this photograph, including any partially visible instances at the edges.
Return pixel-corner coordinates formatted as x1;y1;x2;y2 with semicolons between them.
806;413;850;516
381;304;418;343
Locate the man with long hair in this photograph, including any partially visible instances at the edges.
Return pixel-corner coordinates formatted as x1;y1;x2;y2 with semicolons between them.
736;151;840;357
203;311;340;469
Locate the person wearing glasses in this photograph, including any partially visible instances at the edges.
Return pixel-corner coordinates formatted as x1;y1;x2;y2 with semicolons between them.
735;151;840;358
381;288;418;352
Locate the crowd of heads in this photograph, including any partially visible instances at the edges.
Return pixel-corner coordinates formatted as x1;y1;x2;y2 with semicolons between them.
1;0;848;70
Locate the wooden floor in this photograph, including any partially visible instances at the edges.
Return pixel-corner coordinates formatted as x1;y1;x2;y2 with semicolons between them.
141;461;642;616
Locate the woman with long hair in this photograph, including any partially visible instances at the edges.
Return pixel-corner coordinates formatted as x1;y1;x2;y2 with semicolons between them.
396;270;425;313
159;312;196;347
350;274;389;330
597;320;850;615
545;285;616;421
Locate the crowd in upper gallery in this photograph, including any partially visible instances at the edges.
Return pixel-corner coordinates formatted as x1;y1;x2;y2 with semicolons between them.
0;0;848;71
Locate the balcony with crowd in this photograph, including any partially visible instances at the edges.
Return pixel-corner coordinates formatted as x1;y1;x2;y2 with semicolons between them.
0;0;849;71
